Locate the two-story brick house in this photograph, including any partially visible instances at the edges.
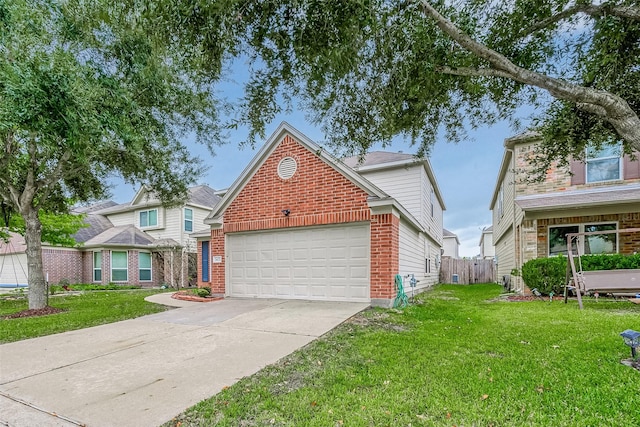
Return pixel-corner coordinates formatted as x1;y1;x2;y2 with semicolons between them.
0;185;220;288
195;122;445;307
490;133;640;292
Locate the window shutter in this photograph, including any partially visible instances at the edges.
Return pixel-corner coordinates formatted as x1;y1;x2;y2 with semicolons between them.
570;159;585;185
623;154;640;180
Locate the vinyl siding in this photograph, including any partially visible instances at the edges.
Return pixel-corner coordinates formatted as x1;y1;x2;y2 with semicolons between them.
106;211;134;227
398;219;439;291
360;165;443;245
359;166;422;222
495;226;514;284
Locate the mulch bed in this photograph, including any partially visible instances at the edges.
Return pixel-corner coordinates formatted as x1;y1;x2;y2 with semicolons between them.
172;291;224;303
3;306;66;319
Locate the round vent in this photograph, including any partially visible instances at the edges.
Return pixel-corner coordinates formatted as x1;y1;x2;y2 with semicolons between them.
277;157;297;179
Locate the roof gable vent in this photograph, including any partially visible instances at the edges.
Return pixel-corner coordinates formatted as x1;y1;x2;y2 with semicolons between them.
277;157;297;179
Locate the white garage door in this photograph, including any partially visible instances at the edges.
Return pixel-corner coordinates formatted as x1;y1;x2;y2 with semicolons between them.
227;223;370;302
0;253;29;286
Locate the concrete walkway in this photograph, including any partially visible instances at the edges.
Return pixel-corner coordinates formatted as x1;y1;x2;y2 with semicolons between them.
0;294;368;427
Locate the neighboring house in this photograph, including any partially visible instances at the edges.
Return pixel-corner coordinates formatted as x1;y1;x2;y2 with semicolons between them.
0;185;220;287
479;226;494;260
442;229;460;259
196;122;445;307
490;132;640;292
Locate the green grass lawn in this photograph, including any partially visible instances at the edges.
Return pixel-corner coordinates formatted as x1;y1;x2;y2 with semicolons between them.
0;289;168;343
165;284;640;427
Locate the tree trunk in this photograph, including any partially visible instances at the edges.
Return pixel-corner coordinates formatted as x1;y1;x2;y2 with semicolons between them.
23;207;48;309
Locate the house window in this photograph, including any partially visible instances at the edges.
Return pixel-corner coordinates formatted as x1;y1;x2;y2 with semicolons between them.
201;241;210;282
93;251;102;282
111;251;128;282
586;144;622;183
184;208;193;232
548;223;617;256
139;252;152;281
497;184;504;218
425;258;431;274
139;209;158;228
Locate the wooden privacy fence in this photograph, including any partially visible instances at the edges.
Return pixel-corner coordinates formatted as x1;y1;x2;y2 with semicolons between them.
439;257;496;284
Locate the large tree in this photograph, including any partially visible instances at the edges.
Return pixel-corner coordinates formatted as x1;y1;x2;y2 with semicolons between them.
0;0;228;309
167;0;639;165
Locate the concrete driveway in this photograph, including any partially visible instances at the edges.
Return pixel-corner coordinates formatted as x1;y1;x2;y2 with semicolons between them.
0;294;368;426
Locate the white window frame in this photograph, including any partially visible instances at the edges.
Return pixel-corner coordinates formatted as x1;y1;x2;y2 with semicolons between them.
548;222;618;256
139;209;158;228
184;208;193;232
111;251;128;282
138;252;152;282
585;144;622;183
93;251;102;282
497;184;504;218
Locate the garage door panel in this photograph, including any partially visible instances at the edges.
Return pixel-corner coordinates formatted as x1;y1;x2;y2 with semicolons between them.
227;223;370;302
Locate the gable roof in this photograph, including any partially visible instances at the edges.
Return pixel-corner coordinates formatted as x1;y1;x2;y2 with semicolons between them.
187;185;222;208
73;214;114;243
94;184;220;215
443;228;460;244
342;151;415;168
206;122;389;224
343;151;446;210
83;225;155;248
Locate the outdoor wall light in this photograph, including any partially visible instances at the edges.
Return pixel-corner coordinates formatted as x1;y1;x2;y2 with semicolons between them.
620;329;640;359
282;209;290;217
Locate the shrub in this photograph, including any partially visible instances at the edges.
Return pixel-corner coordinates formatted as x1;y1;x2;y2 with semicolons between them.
196;287;211;298
520;253;640;295
521;256;567;295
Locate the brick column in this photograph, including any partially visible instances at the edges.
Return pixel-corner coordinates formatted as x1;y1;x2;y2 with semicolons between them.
209;229;225;294
370;213;400;306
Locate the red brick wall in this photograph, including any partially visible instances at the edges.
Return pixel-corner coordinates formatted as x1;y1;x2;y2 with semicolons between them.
209;229;225;294
42;249;83;285
200;133;399;302
370;213;400;299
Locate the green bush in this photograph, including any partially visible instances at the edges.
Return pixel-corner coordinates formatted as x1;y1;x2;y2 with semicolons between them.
520;253;640;295
196;287;211;298
521;256;567;295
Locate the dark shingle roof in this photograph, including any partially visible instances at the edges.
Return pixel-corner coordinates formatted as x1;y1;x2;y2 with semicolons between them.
516;184;640;211
188;185;221;208
73;215;114;243
84;226;155;247
73;201;118;214
342;151;416;169
443;228;456;237
93;184;220;214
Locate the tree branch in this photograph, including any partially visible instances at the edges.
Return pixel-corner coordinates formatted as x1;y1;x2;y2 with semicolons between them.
435;65;514;79
522;3;640;37
417;0;640;151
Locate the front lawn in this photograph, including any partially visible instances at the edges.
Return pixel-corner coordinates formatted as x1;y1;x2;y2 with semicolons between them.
165;284;640;426
0;289;168;343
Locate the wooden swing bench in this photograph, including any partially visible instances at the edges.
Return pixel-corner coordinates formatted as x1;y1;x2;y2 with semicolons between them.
575;269;640;295
567;228;640;309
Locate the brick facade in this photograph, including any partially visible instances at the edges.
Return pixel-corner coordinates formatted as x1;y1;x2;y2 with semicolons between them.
42;249;83;284
199;133;401;304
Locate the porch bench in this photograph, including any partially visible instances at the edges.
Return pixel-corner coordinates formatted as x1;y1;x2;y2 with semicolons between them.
577;269;640;295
